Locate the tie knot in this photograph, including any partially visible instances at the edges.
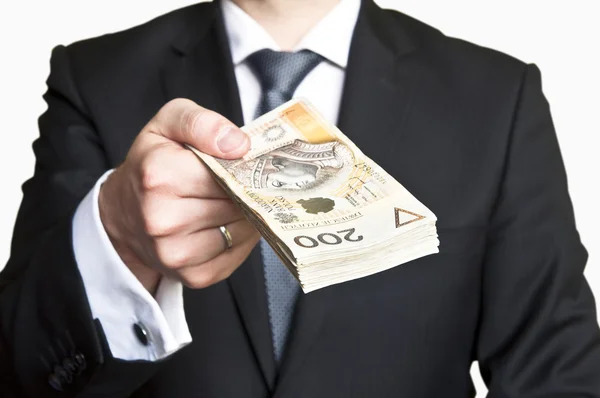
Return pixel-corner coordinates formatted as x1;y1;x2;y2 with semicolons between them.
246;49;324;97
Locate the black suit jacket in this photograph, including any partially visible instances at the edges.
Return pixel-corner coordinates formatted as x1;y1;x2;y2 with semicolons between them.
1;1;599;396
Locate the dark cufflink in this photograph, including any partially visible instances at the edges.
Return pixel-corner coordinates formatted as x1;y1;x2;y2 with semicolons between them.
133;322;151;346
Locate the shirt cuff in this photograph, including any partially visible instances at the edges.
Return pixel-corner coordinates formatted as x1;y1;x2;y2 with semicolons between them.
72;170;192;361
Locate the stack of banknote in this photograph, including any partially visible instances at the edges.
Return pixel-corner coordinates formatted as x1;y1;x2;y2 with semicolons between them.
189;99;439;293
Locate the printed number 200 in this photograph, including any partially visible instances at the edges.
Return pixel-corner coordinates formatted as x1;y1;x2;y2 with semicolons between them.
293;228;364;248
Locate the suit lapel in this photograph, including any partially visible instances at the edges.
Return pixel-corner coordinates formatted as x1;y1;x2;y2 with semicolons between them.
337;0;421;170
162;2;277;390
162;2;243;125
274;1;423;395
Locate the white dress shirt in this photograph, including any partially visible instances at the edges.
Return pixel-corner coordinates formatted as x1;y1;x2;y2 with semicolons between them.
72;0;361;361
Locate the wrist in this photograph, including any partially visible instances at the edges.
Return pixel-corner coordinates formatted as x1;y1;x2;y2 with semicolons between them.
99;170;161;294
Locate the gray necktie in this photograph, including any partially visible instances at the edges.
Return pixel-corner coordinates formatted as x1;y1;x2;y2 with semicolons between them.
246;49;323;365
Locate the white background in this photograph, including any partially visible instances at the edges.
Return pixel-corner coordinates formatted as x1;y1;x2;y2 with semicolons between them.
0;1;598;395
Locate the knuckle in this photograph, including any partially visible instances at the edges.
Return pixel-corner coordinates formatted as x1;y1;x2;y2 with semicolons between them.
149;99;184;131
181;270;218;289
143;214;178;237
217;266;236;282
139;153;168;192
180;107;207;141
162;98;194;114
151;98;200;136
157;245;192;269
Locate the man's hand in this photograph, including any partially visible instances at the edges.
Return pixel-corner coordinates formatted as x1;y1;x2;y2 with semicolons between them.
99;99;259;293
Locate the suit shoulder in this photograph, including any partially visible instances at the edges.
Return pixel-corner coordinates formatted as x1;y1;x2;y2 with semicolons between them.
382;8;527;77
62;2;213;67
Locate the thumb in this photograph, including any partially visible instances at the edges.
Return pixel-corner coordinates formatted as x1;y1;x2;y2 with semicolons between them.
145;98;250;159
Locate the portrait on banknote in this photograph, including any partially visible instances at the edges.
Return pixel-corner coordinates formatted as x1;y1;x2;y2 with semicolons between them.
219;139;354;193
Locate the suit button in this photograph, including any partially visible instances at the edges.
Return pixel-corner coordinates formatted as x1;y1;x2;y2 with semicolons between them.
73;351;86;374
133;322;150;346
54;364;72;384
62;357;77;374
48;364;71;391
48;372;65;391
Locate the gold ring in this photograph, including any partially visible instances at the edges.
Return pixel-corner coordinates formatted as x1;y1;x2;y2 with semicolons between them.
219;225;233;250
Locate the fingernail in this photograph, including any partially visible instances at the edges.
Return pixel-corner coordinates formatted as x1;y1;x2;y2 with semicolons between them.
217;126;248;154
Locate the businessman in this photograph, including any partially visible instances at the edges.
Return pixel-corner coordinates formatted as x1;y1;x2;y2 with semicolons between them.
1;0;599;396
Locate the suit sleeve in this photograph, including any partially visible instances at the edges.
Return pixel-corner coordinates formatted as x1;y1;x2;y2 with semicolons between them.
477;64;600;397
0;45;165;397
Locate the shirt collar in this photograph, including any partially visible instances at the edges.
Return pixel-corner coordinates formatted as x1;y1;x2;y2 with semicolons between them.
221;0;361;68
